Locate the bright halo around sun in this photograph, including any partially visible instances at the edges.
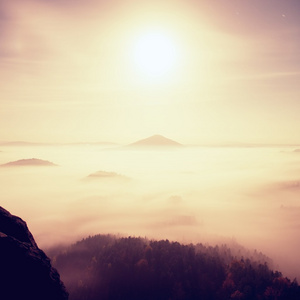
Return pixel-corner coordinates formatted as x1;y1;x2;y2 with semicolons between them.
132;29;179;81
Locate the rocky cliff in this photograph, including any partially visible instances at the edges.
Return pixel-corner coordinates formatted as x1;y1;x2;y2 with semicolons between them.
0;206;68;300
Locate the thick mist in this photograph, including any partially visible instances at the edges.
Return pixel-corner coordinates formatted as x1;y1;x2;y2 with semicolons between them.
1;144;300;279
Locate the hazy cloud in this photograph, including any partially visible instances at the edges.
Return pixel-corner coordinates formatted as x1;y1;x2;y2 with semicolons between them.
1;145;300;279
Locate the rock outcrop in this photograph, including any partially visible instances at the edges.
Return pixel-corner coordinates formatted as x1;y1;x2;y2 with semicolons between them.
0;206;68;300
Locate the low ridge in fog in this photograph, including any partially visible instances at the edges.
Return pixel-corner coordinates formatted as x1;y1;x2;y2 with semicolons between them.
1;158;57;167
85;170;130;181
128;134;183;147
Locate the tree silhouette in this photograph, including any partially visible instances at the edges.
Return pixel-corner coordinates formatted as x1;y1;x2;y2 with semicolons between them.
51;234;300;300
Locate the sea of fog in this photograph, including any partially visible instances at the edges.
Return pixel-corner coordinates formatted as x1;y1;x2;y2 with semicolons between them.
1;144;300;279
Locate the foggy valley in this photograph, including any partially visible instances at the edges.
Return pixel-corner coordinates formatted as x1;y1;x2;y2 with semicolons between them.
1;141;300;280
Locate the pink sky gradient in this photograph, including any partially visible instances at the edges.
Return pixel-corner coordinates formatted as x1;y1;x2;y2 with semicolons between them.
1;0;300;144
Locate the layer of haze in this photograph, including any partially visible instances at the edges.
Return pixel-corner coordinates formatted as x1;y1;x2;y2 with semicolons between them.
1;144;300;280
1;0;300;144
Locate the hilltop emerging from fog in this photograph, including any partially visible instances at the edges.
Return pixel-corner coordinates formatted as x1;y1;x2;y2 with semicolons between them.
129;134;183;148
1;158;57;167
85;170;130;181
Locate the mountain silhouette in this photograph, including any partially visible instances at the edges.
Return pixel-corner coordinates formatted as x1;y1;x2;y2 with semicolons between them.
0;206;68;299
129;134;183;147
1;158;57;167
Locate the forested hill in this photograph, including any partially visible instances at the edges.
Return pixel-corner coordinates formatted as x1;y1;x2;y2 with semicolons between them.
50;234;300;300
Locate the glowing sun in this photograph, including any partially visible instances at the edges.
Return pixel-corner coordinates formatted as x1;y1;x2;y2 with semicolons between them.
132;29;179;79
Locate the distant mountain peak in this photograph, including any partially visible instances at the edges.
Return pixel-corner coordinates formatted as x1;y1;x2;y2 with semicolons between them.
129;134;183;147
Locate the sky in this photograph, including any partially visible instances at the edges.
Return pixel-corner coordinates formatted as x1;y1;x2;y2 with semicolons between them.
1;0;300;144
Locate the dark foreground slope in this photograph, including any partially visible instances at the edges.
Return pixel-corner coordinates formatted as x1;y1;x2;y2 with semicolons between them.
0;206;68;300
51;234;299;300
